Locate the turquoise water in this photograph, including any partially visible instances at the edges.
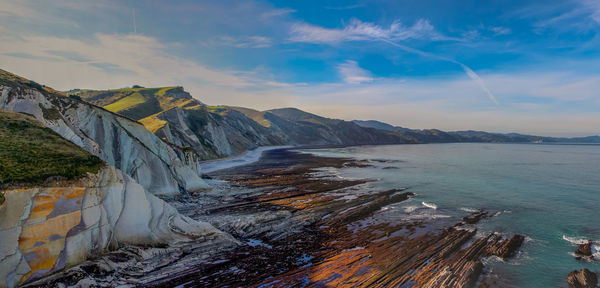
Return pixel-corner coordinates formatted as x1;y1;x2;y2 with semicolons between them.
301;143;600;287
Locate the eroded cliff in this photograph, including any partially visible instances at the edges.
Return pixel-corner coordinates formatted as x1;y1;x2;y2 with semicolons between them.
0;166;231;288
0;69;208;195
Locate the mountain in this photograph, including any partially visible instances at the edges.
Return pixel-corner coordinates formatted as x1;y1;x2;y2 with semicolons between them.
352;120;411;132
73;84;600;163
0;109;231;286
0;69;207;194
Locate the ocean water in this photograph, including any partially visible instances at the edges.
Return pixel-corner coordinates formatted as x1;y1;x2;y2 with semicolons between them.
299;143;600;287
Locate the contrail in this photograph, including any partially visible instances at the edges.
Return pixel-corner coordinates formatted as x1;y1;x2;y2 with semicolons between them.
377;37;499;105
133;8;137;33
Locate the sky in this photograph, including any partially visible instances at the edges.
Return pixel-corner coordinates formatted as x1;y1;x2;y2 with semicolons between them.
1;0;599;136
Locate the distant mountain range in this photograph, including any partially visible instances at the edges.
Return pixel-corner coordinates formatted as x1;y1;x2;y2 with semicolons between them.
353;119;600;144
65;82;600;161
2;68;598;166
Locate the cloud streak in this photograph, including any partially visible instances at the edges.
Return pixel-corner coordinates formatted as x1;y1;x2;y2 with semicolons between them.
337;60;373;84
293;21;500;105
289;18;459;44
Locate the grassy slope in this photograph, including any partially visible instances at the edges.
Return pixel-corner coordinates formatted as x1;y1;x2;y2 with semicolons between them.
266;107;342;127
228;106;272;127
73;87;194;121
0;110;103;186
103;92;147;112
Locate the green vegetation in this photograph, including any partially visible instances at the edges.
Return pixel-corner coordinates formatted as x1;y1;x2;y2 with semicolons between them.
103;92;147;112
156;86;179;96
68;94;82;101
0;110;103;186
206;105;228;116
75;86;189;121
229;106;272;127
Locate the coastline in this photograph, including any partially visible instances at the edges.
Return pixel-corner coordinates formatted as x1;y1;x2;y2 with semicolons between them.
25;147;525;287
198;145;294;174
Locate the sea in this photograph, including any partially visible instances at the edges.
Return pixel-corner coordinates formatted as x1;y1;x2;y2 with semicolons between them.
298;143;600;288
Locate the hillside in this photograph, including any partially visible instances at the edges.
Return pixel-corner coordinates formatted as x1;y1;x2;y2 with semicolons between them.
71;83;600;162
0;69;207;194
70;86;198;120
0;110;103;186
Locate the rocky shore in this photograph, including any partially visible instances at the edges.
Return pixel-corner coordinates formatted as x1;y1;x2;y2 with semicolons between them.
22;148;527;287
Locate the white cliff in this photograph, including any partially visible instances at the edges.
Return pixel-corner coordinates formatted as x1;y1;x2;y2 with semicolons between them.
0;166;233;288
0;85;208;195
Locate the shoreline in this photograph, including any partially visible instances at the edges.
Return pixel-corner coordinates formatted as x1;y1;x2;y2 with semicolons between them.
25;148;526;287
198;145;294;173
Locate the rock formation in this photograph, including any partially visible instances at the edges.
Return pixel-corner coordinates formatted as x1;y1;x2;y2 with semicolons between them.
0;70;208;195
0;166;231;287
576;241;594;258
568;268;598;288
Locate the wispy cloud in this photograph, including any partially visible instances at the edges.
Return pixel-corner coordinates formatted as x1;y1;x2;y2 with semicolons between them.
0;33;289;92
209;35;273;48
289;19;458;44
325;4;366;10
288;20;498;104
337;60;373;84
260;8;296;19
489;26;511;35
509;0;600;31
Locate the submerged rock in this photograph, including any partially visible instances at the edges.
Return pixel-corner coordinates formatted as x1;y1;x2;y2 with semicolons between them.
0;166;232;287
568;268;598;288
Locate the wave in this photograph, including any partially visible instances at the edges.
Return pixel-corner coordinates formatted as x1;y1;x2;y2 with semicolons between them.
403;205;419;213
405;213;451;220
459;207;479;213
562;235;589;245
422;202;438;210
563;235;600;259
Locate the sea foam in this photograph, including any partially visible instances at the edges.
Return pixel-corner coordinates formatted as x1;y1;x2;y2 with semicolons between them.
422;202;438;210
562;235;589;245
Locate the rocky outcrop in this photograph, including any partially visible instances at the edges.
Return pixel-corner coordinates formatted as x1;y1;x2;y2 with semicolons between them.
486;234;525;259
0;83;208;195
0;166;231;287
576;241;594;258
568;268;598;288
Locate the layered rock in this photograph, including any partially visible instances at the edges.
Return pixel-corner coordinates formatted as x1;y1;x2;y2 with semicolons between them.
145;106;288;160
568;268;598;288
0;166;231;288
0;79;208;195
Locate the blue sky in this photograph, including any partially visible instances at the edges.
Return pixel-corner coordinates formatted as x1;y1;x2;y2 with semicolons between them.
1;0;599;136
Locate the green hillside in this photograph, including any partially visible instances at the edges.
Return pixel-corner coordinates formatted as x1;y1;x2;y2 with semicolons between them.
71;86;195;120
0;110;103;187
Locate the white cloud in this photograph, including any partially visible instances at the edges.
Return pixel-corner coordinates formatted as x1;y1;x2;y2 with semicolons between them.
0;33;290;102
337;60;373;84
288;18;455;44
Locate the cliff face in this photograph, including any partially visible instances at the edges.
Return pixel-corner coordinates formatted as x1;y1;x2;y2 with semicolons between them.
0;80;208;195
148;107;287;160
0;166;231;288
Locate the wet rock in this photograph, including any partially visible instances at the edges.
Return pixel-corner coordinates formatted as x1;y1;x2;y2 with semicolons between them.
568;268;598;288
486;234;525;259
461;210;489;224
575;241;593;258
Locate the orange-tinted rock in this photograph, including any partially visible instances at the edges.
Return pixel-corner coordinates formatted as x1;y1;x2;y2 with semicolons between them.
568;268;598;288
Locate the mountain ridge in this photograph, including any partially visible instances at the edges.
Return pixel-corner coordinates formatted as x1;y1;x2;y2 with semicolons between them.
70;84;600;161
